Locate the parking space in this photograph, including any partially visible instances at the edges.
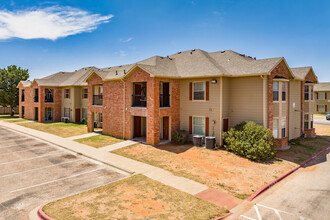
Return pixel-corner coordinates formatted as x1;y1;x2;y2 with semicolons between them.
0;126;127;220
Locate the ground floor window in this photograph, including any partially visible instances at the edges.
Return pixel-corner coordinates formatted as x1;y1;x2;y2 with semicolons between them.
193;117;205;135
45;107;53;121
64;108;70;118
83;108;87;119
281;119;286;138
310;115;313;129
318;105;325;113
304;114;309;130
273;119;279;138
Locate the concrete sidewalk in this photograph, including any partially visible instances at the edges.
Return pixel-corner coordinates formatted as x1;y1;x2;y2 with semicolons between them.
99;140;137;151
66;132;100;140
0;121;207;195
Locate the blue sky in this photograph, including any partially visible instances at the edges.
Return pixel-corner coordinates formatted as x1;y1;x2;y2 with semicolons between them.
0;0;329;81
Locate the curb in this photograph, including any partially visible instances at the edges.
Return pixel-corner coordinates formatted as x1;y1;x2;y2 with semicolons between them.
217;212;232;219
0;124;134;175
37;206;54;220
247;145;330;201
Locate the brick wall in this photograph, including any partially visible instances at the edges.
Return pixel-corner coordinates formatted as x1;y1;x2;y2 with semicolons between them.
87;74;103;132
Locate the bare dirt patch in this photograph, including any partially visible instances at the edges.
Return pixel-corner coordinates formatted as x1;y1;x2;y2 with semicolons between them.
43;174;227;220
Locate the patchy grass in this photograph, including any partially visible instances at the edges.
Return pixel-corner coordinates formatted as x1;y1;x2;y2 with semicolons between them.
18;122;87;138
75;134;123;148
43;174;227;220
5;119;29;123
0;115;19;120
112;143;296;199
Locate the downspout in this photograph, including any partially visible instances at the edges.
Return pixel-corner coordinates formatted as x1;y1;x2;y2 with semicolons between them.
121;79;126;139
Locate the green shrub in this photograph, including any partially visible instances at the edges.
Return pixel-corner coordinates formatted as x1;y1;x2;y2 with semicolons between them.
81;118;87;125
223;121;275;161
172;130;189;144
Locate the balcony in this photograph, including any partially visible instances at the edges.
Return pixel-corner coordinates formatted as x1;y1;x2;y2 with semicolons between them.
160;94;170;108
34;95;39;103
21;95;25;102
132;94;147;107
45;94;54;103
93;95;103;106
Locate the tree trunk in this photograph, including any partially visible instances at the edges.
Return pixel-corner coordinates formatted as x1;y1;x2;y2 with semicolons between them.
10;106;14;116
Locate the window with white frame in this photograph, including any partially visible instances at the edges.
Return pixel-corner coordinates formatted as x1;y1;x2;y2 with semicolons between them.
273;82;279;101
83;108;87;119
318;92;325;100
64;108;70;118
318;105;325;113
83;88;88;99
304;114;309;130
311;86;313;100
310;114;313;129
273;119;279;138
65;89;70;99
193;117;205;135
282;82;287;101
304;86;309;100
193;82;205;100
281;119;286;138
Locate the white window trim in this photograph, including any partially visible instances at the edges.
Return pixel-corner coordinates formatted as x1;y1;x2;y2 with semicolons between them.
192;81;206;102
192;116;206;136
83;88;88;99
281;118;286;138
273;81;280;103
65;88;70;99
281;82;287;103
273;118;279;139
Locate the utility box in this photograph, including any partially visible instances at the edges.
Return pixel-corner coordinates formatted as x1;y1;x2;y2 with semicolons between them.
193;135;203;147
205;136;216;149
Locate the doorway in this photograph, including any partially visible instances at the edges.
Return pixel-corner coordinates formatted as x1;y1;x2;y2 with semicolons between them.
34;107;38;121
223;118;229;132
162;116;169;140
75;108;81;123
133;116;146;141
21;106;25;118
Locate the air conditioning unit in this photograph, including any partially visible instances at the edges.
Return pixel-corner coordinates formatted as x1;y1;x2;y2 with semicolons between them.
61;117;69;123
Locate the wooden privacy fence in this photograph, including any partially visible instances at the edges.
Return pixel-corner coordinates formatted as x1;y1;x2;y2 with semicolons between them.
0;107;18;115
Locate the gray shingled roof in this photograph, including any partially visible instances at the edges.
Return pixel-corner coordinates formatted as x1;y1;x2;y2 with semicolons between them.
291;67;312;80
314;82;330;91
19;49;300;87
19;81;32;87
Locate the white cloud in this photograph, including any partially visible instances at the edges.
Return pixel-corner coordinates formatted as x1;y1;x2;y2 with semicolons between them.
0;6;113;40
120;37;132;43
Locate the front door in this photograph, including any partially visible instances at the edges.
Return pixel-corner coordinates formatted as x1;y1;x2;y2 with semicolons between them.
223;118;229;132
75;108;81;122
34;107;38;121
134;116;141;137
163;117;169;140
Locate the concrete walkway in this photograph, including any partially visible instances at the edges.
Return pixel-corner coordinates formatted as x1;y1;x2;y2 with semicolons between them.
99;140;137;151
66;132;100;140
0;120;207;195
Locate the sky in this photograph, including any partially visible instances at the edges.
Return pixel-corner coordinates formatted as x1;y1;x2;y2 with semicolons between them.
0;0;329;81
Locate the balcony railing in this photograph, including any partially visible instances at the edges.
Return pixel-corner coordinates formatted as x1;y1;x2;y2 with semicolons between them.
160;94;170;107
93;95;103;105
34;95;39;103
132;94;147;107
45;94;54;103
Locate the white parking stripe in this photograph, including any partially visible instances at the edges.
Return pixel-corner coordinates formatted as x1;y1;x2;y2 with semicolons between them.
0;141;39;149
240;215;256;220
0;151;64;166
0;146;52;155
254;205;262;220
0;158;84;178
10;168;105;193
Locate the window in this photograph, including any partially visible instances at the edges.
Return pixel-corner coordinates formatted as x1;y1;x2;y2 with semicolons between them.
83;88;88;99
310;115;313;129
64;108;70;118
311;86;313;100
65;89;70;99
282;82;287;101
281;119;286;138
45;89;54;103
193;82;205;100
273;82;279;101
45;107;53;121
273;119;279;138
21;89;25;102
193;117;205;135
304;114;309;130
318;92;325;100
304;85;309;100
318;105;325;113
100;113;103;122
83;108;88;119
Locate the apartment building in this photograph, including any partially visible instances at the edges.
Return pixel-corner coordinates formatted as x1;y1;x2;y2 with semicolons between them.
18;49;318;148
314;82;330;114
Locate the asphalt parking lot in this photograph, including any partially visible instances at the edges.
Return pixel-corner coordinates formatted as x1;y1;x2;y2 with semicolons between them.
0;126;127;220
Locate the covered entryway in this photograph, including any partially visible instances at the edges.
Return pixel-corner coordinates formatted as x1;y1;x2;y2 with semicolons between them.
132;116;146;142
34;107;38;121
162;116;170;140
75;108;81;123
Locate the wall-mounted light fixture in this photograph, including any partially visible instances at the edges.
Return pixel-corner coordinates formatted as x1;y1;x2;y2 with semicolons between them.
211;79;217;84
212;120;216;125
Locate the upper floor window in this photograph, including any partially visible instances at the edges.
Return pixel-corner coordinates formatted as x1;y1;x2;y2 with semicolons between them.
273;82;279;101
193;116;205;135
193;82;205;100
318;92;325;100
21;89;25;102
160;82;170;108
83;88;88;99
311;86;313;100
65;89;70;99
282;82;287;101
304;85;309;101
45;89;54;103
34;89;39;103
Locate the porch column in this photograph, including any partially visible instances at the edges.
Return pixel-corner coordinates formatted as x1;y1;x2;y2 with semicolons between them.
147;78;160;145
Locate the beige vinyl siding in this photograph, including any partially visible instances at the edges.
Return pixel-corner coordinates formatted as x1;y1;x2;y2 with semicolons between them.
289;80;302;139
228;76;263;127
61;87;74;121
180;77;221;144
222;77;230;118
282;103;287;117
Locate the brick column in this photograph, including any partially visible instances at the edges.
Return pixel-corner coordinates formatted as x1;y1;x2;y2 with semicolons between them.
147;78;160;145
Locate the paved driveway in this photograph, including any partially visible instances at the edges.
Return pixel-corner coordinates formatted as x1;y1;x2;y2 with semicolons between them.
233;149;330;220
0;126;127;220
314;115;330;125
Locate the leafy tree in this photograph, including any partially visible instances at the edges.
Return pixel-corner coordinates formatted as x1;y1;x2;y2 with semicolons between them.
0;65;29;116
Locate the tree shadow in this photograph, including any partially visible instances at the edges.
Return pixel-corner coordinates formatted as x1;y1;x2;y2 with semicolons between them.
153;142;195;154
